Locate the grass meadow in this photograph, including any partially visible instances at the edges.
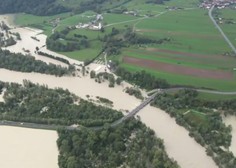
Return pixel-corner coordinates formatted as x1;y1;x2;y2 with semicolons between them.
12;1;236;91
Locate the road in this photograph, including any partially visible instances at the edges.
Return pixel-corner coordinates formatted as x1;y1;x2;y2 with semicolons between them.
209;5;236;55
0;120;88;131
164;87;236;95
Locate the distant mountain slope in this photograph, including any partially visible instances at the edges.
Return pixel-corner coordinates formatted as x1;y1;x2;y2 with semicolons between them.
0;0;172;16
0;0;69;16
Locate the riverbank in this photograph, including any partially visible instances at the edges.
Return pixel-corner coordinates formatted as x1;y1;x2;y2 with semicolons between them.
0;68;218;168
0;88;5;102
0;14;83;67
138;105;218;168
0;14;14;26
0;68;140;112
223;115;236;156
0;126;58;168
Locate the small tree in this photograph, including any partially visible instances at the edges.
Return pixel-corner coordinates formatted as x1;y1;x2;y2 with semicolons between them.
116;77;122;85
90;70;96;78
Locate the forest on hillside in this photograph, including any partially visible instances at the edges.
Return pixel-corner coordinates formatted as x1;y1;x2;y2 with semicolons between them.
0;0;171;16
0;0;69;16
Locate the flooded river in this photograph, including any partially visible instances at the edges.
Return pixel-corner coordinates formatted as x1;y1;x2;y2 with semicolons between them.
138;105;218;168
0;14;219;168
0;68;218;168
0;126;58;168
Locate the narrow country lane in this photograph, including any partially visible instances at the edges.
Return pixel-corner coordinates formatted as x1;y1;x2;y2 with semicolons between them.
209;5;236;55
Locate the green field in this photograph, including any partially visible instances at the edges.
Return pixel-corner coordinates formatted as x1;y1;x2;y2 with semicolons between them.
135;9;231;54
113;8;236;91
197;92;236;101
121;63;236;91
218;8;236;47
122;48;236;70
14;13;70;35
12;0;236;91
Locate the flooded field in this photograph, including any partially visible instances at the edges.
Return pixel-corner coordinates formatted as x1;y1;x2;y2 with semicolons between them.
0;126;58;168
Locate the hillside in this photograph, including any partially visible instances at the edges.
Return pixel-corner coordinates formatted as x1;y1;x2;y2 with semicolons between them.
0;0;69;16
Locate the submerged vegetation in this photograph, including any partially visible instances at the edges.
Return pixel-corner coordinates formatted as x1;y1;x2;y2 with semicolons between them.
0;49;75;76
0;80;122;127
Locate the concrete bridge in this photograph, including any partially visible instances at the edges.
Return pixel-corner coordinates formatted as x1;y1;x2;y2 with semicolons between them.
110;91;160;127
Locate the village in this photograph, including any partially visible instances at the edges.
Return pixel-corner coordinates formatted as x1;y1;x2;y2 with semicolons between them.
75;14;103;31
200;0;236;9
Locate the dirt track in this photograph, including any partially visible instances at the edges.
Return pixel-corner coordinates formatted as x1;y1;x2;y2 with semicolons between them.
123;56;233;80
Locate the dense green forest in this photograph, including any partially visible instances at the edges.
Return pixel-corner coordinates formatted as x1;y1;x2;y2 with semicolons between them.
57;119;179;168
152;89;236;168
0;80;122;127
0;49;74;76
0;0;69;16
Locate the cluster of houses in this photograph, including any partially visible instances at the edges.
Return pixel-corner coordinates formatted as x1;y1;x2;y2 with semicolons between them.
200;0;236;9
75;14;103;31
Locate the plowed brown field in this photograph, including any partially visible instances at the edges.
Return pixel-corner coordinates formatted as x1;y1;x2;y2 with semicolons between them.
123;56;233;80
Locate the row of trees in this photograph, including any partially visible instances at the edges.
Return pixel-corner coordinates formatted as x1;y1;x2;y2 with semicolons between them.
57;118;179;168
152;89;236;168
0;80;123;127
0;49;74;76
37;51;70;65
146;0;170;4
116;67;170;90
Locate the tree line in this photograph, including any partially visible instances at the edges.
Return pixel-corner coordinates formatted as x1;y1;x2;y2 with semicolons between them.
37;51;70;65
146;0;171;4
116;67;170;90
0;49;74;76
